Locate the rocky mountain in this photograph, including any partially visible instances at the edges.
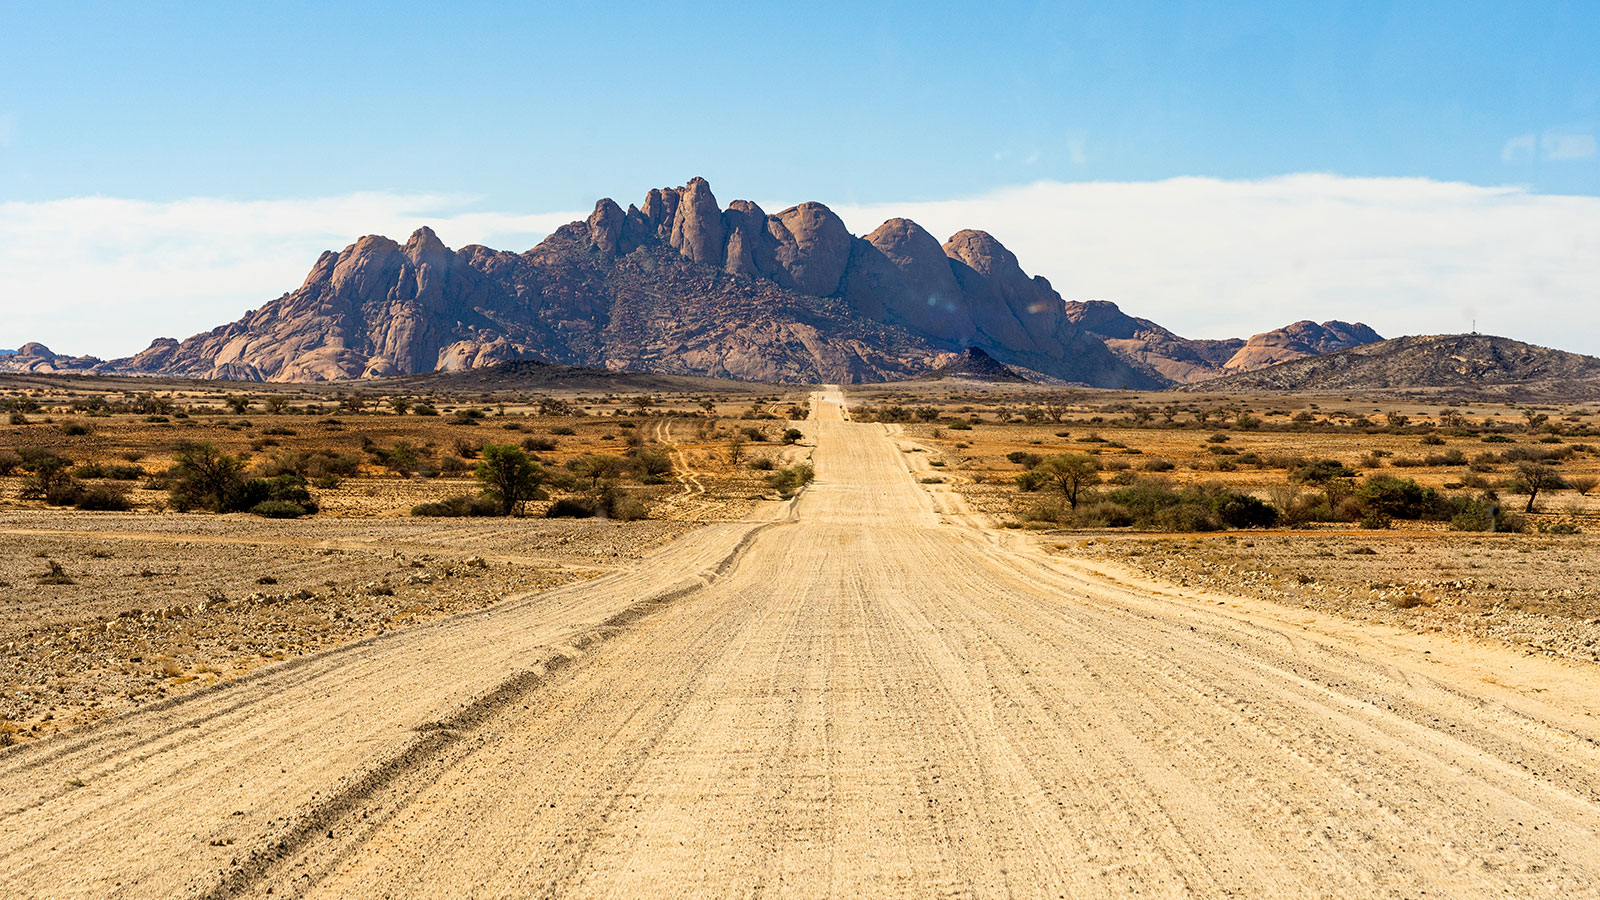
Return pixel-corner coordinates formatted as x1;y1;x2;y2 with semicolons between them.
1218;320;1383;375
1177;334;1600;400
0;342;110;374
1062;301;1382;384
922;346;1027;382
6;177;1384;387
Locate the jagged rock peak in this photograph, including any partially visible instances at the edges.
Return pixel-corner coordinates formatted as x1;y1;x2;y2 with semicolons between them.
668;176;724;265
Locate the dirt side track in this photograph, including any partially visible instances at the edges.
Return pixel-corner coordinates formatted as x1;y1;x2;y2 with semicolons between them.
5;391;1600;898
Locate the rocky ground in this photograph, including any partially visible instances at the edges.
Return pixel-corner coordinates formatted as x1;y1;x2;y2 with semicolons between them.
0;510;701;743
1053;529;1600;665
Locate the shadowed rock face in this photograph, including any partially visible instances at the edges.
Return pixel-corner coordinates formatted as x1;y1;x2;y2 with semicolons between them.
10;178;1378;386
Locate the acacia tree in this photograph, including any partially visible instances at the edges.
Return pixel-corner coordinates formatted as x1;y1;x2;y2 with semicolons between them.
170;442;246;511
475;444;550;516
1035;454;1101;510
1513;462;1565;513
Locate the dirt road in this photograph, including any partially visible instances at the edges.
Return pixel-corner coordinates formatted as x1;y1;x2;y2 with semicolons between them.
6;390;1600;898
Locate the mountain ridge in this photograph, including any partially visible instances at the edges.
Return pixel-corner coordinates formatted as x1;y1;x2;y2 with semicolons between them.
3;177;1384;386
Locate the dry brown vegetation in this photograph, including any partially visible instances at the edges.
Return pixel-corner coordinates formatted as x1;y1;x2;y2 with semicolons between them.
0;377;813;742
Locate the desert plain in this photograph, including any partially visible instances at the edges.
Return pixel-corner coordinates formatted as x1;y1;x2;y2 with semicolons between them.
2;375;1600;897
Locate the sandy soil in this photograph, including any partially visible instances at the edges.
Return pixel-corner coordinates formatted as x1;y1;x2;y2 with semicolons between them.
4;392;1600;897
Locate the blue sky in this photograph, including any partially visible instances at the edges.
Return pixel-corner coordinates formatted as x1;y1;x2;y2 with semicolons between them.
3;0;1595;205
2;1;1598;356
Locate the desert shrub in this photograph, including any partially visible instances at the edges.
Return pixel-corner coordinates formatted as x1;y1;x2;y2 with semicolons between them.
1390;456;1425;468
766;463;815;499
370;442;426;475
782;428;804;444
1095;480;1278;531
1569;475;1599;496
75;485;131;511
1014;470;1048;492
234;474;318;515
550;425;576;436
250;500;311;519
521;436;557;452
105;464;145;480
747;456;776;471
1444;496;1519;532
741;427;769;442
605;492;649;521
1206;433;1230;443
1006;451;1044;468
1420;434;1445;445
0;450;20;476
72;462;106;479
412;495;499;517
440;455;473;476
1481;434;1514;443
8;412;28;425
544;497;597;518
412;403;439;416
18;450;80;505
1424;449;1467;467
167;443;246;511
60;422;92;436
1355;476;1437;523
453;438;482;459
629;450;673;481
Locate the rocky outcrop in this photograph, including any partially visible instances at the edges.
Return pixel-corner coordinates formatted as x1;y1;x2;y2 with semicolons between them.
1221;320;1383;374
0;343;107;374
667;177;724;266
1064;301;1383;384
925;347;1027;382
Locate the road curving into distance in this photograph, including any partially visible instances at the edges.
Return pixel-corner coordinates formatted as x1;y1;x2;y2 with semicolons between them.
5;389;1600;898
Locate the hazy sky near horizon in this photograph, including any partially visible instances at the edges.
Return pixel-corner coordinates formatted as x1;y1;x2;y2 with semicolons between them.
2;1;1597;356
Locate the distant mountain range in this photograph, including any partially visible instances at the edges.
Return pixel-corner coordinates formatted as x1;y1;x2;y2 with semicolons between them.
1176;334;1600;400
1;177;1386;387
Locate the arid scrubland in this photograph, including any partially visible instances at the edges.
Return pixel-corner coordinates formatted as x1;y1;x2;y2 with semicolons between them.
853;381;1600;663
5;376;1600;745
0;378;812;742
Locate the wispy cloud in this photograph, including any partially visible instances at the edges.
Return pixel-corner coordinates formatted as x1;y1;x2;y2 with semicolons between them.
832;175;1600;356
1541;131;1597;161
0;194;582;357
1503;128;1597;162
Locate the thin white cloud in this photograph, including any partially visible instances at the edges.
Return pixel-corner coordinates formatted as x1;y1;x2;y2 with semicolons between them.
2;176;1598;362
1541;131;1597;161
831;175;1600;356
0;194;582;357
1501;133;1536;162
1504;128;1597;163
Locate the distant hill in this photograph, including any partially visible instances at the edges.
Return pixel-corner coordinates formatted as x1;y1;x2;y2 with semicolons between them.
1063;301;1381;384
1177;334;1600;400
922;347;1027;382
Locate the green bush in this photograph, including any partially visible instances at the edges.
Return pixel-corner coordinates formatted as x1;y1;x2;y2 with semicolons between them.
1355;475;1437;522
766;463;815;499
251;500;310;519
